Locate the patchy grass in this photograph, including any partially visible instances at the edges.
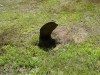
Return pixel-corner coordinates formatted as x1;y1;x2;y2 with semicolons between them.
0;0;100;75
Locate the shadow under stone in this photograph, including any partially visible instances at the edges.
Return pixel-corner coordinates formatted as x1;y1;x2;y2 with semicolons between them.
38;20;58;51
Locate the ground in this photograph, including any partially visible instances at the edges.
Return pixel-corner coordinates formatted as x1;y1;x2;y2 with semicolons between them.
0;0;100;75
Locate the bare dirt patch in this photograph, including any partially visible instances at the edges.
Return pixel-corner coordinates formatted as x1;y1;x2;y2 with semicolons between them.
0;25;34;47
52;25;92;44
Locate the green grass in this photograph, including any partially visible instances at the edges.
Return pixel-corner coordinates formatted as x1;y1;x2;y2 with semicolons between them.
0;0;100;75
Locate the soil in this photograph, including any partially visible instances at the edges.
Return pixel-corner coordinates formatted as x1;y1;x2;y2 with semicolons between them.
52;25;92;44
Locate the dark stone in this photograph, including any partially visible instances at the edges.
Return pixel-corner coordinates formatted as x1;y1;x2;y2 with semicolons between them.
38;21;58;48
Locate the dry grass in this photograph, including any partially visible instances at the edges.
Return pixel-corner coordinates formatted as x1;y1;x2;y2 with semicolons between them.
88;0;100;3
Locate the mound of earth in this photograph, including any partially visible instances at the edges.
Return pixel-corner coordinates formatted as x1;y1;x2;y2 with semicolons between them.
38;21;99;49
52;25;91;44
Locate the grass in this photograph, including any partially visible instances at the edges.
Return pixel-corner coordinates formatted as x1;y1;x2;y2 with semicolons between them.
0;0;100;75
